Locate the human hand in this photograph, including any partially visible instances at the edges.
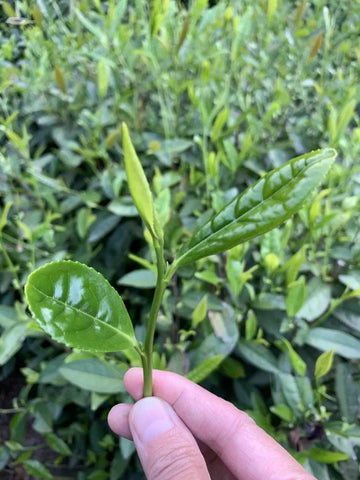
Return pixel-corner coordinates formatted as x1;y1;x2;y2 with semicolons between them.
108;368;316;480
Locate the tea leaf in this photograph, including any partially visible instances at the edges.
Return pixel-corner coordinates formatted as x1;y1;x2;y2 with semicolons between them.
176;149;336;266
286;276;306;317
122;123;158;238
307;448;348;464
315;349;334;379
59;358;125;393
308;33;323;60
117;269;157;289
32;6;43;28
192;294;207;328
282;338;307;376
296;278;331;321
45;433;71;456
2;1;15;17
54;65;67;93
305;328;360;359
267;0;278;24
97;57;110;99
24;460;53;479
186;354;224;383
25;261;136;352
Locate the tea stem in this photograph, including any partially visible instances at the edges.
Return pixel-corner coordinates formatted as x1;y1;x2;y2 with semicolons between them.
142;237;166;397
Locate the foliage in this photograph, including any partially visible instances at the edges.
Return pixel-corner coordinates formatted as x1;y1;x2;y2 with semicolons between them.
1;1;360;479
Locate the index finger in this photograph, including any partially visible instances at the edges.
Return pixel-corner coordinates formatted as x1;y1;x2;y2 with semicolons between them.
125;368;315;480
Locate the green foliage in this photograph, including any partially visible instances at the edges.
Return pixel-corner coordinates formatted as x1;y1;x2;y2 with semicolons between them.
1;1;360;479
176;149;336;266
25;261;136;351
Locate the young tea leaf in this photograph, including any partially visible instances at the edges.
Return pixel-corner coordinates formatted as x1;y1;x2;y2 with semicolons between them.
122;123;158;238
25;261;136;352
176;149;336;266
315;349;334;379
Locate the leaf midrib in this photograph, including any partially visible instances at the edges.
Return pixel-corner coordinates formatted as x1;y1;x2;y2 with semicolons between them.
29;283;134;343
180;155;330;263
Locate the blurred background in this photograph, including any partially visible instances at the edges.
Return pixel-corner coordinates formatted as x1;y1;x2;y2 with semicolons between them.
0;1;359;479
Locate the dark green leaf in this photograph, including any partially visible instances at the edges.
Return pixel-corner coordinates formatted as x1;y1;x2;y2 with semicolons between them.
335;363;360;423
333;303;360;334
176;149;336;266
305;328;360;359
237;341;283;375
0;323;27;366
24;459;53;479
59;358;125;393
25;261;136;352
45;433;71;456
297;278;331;321
186;354;224;383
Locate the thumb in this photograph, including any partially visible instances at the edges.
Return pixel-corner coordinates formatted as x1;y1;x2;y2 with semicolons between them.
129;397;210;480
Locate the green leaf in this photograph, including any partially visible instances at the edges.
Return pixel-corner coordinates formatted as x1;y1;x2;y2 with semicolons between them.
278;373;313;417
211;106;229;142
315;349;334;379
335;363;360;423
45;433;71;456
305;328;360;359
122;123;158;238
0;323;27;366
59;358;125;393
191;294;208;328
282;338;307;376
25;261;136;352
186;354;224;383
54;65;67;93
297;278;331;321
333;303;360;334
97;57;110;99
245;310;257;340
238;341;283;375
307;448;349;464
2;1;16;17
117;269;157;289
176;149;336;266
0;201;12;232
286;276;306;317
24;459;53;479
270;404;294;422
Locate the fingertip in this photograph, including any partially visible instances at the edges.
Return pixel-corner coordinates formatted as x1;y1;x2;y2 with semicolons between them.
107;403;133;439
124;367;144;399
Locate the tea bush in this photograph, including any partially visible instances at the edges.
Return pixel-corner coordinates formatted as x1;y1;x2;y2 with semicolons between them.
0;1;359;479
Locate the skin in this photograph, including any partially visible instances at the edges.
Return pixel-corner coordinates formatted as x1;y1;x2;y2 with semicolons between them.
108;368;317;480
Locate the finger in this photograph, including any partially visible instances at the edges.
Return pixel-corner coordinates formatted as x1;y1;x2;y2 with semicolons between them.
197;440;238;480
107;403;132;439
129;396;210;480
125;368;316;480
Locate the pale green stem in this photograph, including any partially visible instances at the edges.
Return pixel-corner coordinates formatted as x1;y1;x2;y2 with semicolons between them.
142;238;166;397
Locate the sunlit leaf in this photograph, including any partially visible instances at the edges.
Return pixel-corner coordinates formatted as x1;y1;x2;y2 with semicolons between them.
176;149;336;266
122;123;158;238
25;261;136;352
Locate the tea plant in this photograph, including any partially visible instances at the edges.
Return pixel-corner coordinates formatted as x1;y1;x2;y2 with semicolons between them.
1;1;360;478
25;124;336;397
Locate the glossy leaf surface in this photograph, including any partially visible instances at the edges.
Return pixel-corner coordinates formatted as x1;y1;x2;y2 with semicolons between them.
25;261;136;352
176;149;336;266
